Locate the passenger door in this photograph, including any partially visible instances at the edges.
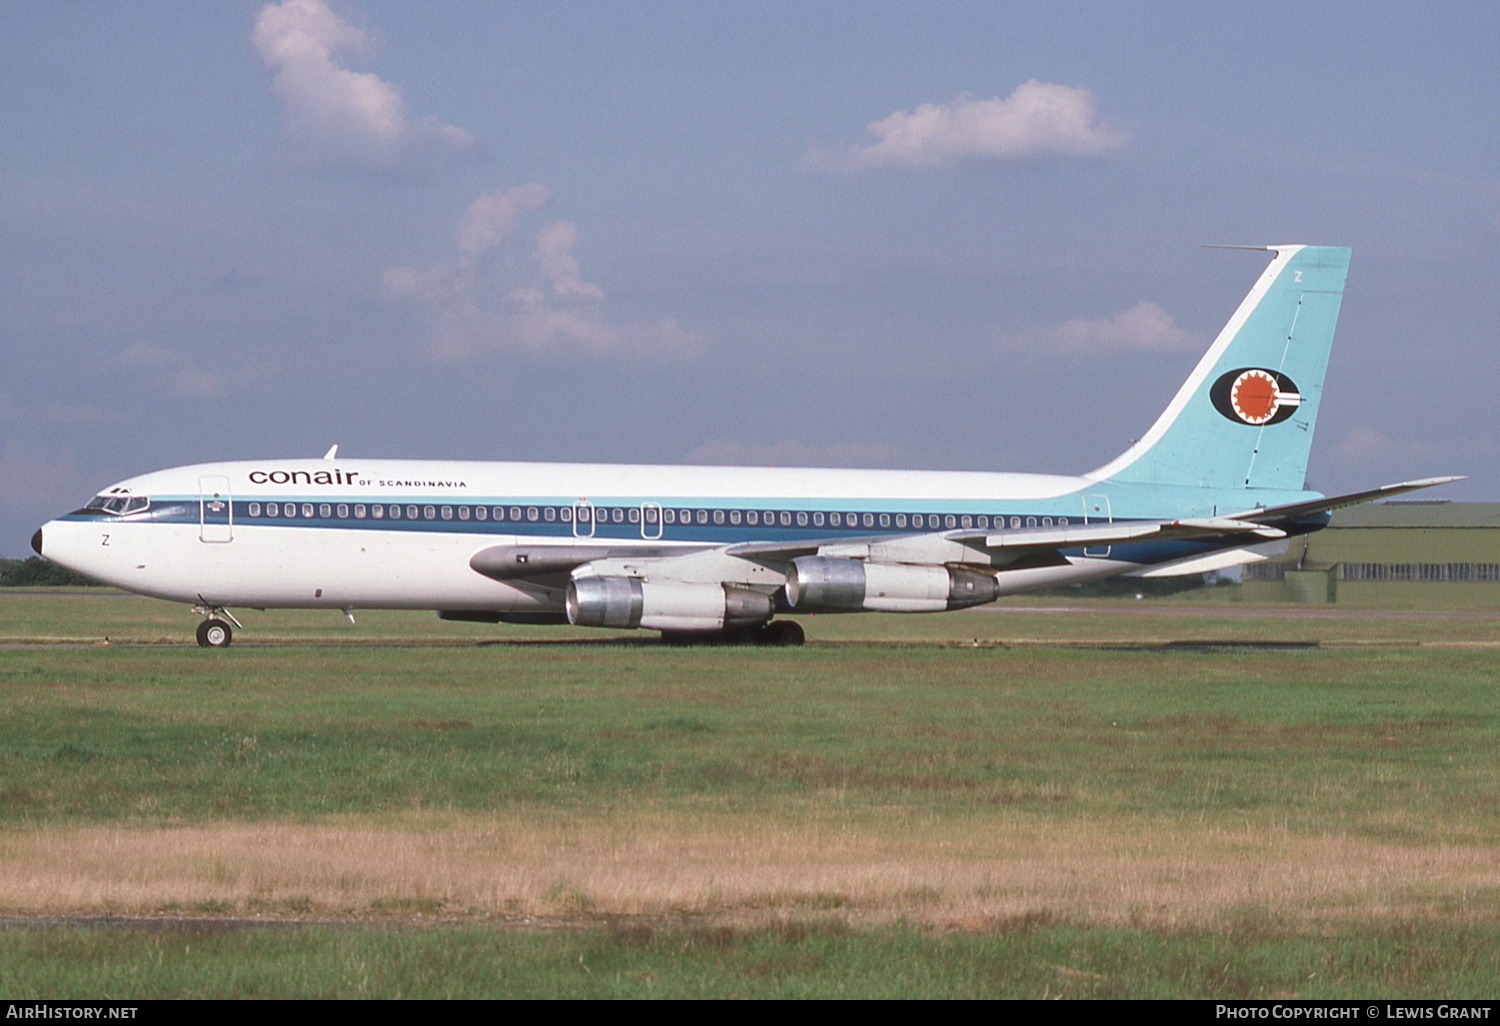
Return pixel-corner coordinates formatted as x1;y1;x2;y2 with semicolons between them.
199;476;233;543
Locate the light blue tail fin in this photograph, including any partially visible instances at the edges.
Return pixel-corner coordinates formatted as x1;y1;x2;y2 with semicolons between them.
1088;245;1350;493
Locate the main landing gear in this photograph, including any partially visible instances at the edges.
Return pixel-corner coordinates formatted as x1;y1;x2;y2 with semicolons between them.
192;602;242;648
761;620;806;647
661;619;806;647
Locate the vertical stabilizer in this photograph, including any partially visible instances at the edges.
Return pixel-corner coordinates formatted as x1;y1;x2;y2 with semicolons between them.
1087;245;1350;493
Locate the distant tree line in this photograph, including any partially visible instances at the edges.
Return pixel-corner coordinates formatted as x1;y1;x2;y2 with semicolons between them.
0;557;101;587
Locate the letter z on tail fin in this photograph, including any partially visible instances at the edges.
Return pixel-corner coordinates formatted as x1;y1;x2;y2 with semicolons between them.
1088;245;1351;494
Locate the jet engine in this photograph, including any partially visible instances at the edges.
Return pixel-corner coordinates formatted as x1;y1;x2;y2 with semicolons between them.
784;556;999;613
566;576;775;632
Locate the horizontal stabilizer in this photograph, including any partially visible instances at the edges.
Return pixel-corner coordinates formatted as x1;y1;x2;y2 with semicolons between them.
1228;476;1467;526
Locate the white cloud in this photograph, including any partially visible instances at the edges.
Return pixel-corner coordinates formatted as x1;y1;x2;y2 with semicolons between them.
1329;426;1434;464
115;342;174;368
685;439;903;469
253;0;474;174
806;81;1128;172
112;344;262;400
530;222;605;300
167;370;224;399
383;186;702;363
0;393;110;425
1003;301;1202;354
457;184;550;256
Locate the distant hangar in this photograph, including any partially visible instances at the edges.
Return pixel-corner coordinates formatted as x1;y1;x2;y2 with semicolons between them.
1242;502;1500;607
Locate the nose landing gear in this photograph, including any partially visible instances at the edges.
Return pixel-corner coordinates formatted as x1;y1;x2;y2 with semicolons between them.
192;601;242;648
196;618;233;648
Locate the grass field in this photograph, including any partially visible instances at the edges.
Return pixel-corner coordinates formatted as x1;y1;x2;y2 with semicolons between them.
1;590;1498;997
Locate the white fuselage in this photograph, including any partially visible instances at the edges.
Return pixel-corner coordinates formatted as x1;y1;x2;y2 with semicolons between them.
39;457;1253;614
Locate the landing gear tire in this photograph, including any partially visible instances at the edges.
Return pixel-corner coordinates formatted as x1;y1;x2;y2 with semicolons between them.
761;620;805;647
197;618;233;648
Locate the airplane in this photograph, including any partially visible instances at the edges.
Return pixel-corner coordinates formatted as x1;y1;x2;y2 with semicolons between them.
32;245;1459;648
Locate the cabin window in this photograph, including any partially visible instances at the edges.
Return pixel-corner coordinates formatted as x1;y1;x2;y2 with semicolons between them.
813;512;824;526
763;510;776;525
730;509;741;525
663;509;676;524
861;513;873;527
457;506;469;520
510;507;522;521
960;515;971;528
692;509;705;525
319;503;331;518
645;507;659;523
248;502;261;517
1011;516;1021;529
746;510;757;525
543;506;556;522
779;511;792;526
795;511;807;526
337;504;349;518
977;515;988;529
944;515;956;528
627;508;640;524
713;509;725;525
879;513;890;527
303;504;315;518
829;512;841;526
419;505;433;520
371;505;384;519
559;507;572;522
1027;516;1037;527
527;507;539;522
352;504;364;519
474;506;487;521
613;508;626;524
441;505;454;520
267;502;279;517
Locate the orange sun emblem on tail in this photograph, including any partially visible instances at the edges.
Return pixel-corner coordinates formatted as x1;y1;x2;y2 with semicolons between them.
1211;368;1303;426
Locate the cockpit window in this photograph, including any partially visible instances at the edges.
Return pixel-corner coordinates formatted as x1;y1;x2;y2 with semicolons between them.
84;495;150;515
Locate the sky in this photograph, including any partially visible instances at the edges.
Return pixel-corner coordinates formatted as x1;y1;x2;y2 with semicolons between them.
2;0;1496;555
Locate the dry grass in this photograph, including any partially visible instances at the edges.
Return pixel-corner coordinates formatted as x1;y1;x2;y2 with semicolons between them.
2;810;1496;929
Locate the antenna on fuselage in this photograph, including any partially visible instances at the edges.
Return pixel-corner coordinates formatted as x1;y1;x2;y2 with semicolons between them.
322;445;339;460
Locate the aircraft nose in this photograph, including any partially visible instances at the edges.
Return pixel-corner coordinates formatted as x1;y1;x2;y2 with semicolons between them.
31;528;42;556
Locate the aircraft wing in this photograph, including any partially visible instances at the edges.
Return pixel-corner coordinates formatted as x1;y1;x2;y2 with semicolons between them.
476;476;1465;590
